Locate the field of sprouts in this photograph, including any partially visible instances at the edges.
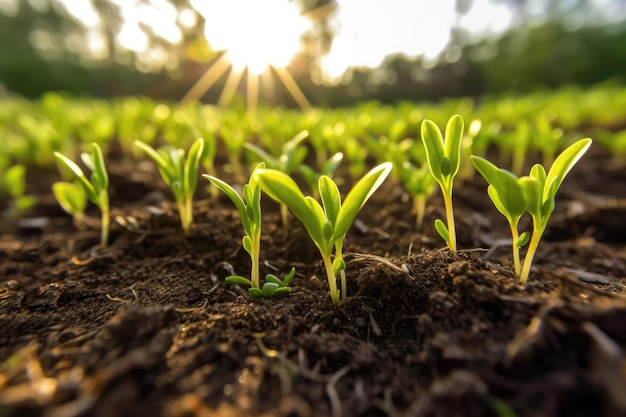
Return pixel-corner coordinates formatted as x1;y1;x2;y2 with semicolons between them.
1;84;626;417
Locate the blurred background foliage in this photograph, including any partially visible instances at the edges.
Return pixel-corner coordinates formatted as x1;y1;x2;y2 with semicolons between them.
0;0;624;105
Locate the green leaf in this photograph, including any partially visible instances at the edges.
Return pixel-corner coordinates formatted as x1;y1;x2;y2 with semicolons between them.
544;138;592;201
135;140;169;173
519;176;543;219
283;267;296;285
53;151;97;201
265;274;283;285
52;181;87;215
244;143;278;168
471;156;526;219
333;162;392;242
434;219;450;245
184;138;204;196
516;231;530;248
444;114;464;177
421;120;445;181
260;282;280;297
242;235;254;255
203;174;251;233
225;275;253;286
90;142;109;194
3;164;26;198
248;288;263;297
332;257;346;274
319;176;341;225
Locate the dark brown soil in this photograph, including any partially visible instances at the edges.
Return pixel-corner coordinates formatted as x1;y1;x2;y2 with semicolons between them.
1;144;625;417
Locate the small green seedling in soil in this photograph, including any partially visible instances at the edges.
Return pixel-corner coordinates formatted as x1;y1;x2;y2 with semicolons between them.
421;114;464;251
470;156;529;275
299;151;344;198
472;138;592;283
54;142;110;246
517;138;592;284
1;164;37;218
204;163;295;297
244;130;309;227
52;181;87;227
257;162;392;306
135;138;204;235
398;161;436;229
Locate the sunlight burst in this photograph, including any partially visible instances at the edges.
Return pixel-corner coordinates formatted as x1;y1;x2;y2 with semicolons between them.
191;0;309;74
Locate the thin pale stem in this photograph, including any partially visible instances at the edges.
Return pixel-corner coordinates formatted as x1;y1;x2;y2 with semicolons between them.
519;225;544;284
100;207;110;247
413;194;426;229
322;252;340;306
250;233;261;289
335;241;346;304
442;190;457;251
508;220;521;276
178;197;193;235
280;204;289;229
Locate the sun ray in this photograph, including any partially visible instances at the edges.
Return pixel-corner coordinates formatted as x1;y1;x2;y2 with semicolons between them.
274;66;312;111
180;54;231;104
217;66;245;108
246;70;259;115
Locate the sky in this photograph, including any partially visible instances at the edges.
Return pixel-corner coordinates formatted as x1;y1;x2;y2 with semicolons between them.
1;0;624;79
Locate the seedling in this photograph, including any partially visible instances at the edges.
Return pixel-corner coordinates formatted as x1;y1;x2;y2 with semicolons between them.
244;130;309;226
421;115;464;251
257;162;392;305
299;151;344;198
135;138;204;235
204;163;281;293
52;181;87;226
472;138;592;283
54;142;110;246
517;138;592;283
1;164;37;218
398;161;436;229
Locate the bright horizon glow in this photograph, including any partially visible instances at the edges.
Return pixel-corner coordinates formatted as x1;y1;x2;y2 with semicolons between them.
191;0;310;74
322;0;515;81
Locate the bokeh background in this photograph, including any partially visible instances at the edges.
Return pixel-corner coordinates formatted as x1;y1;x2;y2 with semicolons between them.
1;0;625;106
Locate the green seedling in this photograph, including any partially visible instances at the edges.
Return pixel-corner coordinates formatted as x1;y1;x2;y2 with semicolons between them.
52;181;87;226
54;142;110;246
421;115;464;251
257;162;392;305
517;138;592;283
398;161;437;229
1;164;37;217
204;163;295;297
470;157;529;275
299;151;344;198
244;130;309;227
135;138;204;235
472;138;592;283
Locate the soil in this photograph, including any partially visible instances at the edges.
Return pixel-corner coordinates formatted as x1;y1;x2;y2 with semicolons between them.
1;142;625;417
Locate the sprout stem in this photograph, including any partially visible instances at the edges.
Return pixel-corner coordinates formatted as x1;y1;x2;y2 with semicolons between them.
519;226;544;284
322;253;340;306
442;191;457;251
100;208;110;247
335;242;346;304
251;233;261;289
413;194;426;229
509;221;522;276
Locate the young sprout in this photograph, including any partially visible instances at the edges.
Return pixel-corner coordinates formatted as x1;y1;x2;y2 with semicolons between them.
299;151;344;198
421;115;464;251
1;164;37;217
244;130;309;227
470;157;529;275
135;138;204;235
398;161;436;229
471;138;592;283
204;163;295;297
517;138;592;284
257;162;392;306
52;181;87;227
54;143;110;246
